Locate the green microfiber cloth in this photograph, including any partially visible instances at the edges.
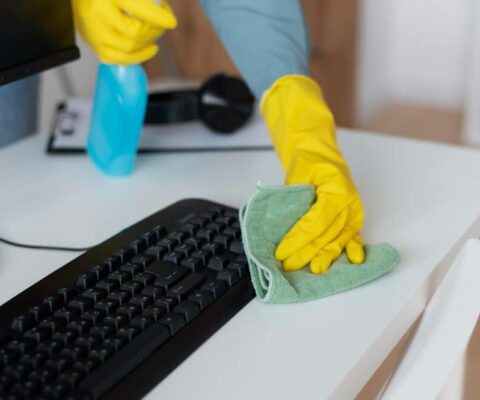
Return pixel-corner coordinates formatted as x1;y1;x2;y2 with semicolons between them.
239;183;401;303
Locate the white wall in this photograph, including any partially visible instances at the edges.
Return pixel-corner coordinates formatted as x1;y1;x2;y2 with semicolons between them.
357;0;475;124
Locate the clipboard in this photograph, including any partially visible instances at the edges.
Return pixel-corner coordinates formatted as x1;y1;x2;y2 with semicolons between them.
47;97;273;154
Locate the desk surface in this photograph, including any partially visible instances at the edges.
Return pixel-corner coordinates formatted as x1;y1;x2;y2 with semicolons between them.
1;120;480;399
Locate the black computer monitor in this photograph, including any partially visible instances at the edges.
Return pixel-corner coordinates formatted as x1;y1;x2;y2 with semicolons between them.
0;0;80;86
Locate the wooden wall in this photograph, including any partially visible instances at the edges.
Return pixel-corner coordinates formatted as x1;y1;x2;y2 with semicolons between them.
144;0;358;127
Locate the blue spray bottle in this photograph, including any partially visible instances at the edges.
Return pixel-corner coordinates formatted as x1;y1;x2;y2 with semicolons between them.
87;0;165;176
87;63;147;176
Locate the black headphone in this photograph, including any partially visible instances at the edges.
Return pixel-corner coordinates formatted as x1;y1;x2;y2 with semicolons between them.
144;73;255;134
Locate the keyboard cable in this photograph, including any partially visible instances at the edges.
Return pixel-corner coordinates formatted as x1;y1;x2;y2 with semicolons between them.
0;236;93;252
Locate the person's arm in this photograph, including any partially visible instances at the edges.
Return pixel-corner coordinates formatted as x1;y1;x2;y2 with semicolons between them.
198;0;310;100
199;0;365;274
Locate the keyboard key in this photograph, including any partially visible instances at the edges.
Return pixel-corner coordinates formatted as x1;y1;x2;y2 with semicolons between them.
57;286;78;303
147;262;188;289
142;305;164;322
103;256;121;272
120;262;143;277
167;273;206;301
154;297;178;314
115;248;134;263
36;340;63;357
131;255;153;268
175;243;194;256
75;272;97;289
157;238;177;252
158;314;185;335
54;307;79;323
214;234;232;248
94;300;118;315
129;294;153;310
201;280;227;299
95;279;119;294
7;338;34;355
163;251;184;265
19;351;47;369
60;345;86;362
129;239;146;254
184;237;205;250
215;216;234;226
52;330;78;346
28;368;56;385
168;231;187;243
174;301;200;322
229;261;248;278
129;315;152;331
66;320;92;336
188;290;215;310
82;288;107;303
10;380;40;397
90;264;109;280
4;362;32;381
28;304;50;323
68;297;93;313
120;281;143;296
225;208;240;219
146;245;167;260
78;324;170;399
152;224;167;240
42;381;69;399
89;347;113;363
24;327;50;344
206;222;224;233
207;205;224;214
80;309;105;325
133;272;155;287
223;227;240;239
229;240;245;255
116;326;140;342
141;231;157;246
103;314;128;331
89;325;114;341
202;242;224;255
196;229;215;241
189;216;208;227
75;335;100;352
207;255;229;271
107;290;131;305
73;358;99;375
58;370;84;389
116;304;141;320
181;256;204;272
190;250;210;264
108;271;130;285
141;285;164;300
199;210;218;222
39;316;65;333
43;294;64;312
103;336;127;352
0;348;18;366
45;357;72;374
217;269;240;287
180;223;199;236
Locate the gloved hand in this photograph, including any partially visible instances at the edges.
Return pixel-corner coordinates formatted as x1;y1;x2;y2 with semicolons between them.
261;75;365;274
72;0;177;65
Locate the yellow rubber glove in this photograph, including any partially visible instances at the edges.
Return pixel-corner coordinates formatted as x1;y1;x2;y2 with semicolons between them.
72;0;177;65
261;75;365;274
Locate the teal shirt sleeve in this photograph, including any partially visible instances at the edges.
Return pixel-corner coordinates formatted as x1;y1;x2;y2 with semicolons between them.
198;0;311;100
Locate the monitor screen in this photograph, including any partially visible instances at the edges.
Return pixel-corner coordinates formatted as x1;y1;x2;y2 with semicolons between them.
0;0;80;86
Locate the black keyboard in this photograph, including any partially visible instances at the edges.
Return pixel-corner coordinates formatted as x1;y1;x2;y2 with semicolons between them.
0;199;255;400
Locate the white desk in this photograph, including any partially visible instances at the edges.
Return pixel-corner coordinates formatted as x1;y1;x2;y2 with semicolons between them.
2;120;480;399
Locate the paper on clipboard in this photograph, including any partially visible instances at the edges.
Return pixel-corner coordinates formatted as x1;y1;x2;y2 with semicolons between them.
47;97;273;153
